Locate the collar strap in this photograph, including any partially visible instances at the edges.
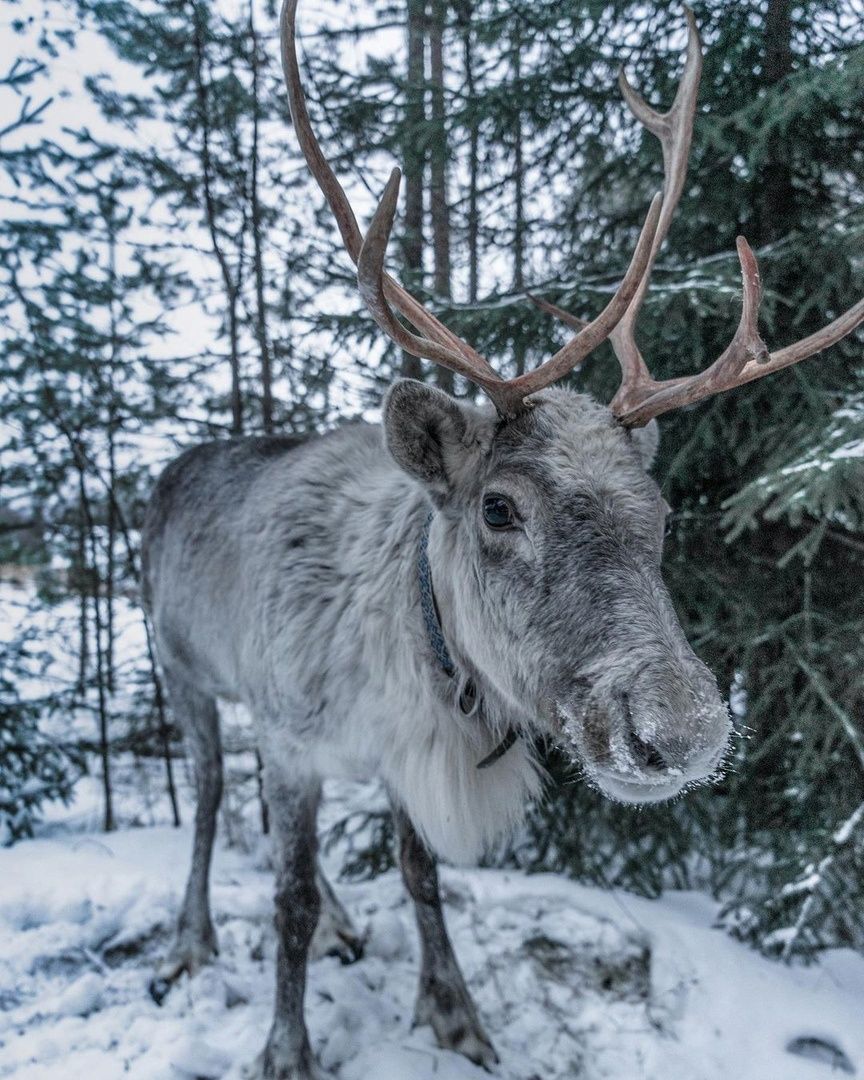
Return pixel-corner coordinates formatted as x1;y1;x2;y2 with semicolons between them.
417;510;519;770
418;511;456;678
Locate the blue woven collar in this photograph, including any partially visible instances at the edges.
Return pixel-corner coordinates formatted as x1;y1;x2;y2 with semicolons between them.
418;511;456;679
417;510;519;770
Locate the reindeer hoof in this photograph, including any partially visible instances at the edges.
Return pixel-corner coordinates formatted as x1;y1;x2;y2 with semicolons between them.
149;927;219;1004
415;982;499;1070
243;1041;328;1080
242;1064;326;1080
436;1024;499;1071
310;921;365;966
332;929;365;966
451;1029;499;1071
148;976;172;1006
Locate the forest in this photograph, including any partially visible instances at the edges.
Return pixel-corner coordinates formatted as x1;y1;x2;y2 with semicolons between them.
1;0;864;1075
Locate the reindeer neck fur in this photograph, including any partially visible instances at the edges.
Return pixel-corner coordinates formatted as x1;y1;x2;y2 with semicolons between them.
269;425;542;865
369;502;542;864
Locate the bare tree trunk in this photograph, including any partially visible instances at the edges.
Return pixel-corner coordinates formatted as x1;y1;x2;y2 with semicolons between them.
93;602;114;834
106;424;116;693
255;756;269;834
429;0;453;393
191;0;244;433
402;0;426;379
78;459;114;833
143;617;181;827
244;20;274;832
249;1;274;435
458;0;479;305
757;0;795;245
511;33;526;376
105;197;119;693
76;517;88;696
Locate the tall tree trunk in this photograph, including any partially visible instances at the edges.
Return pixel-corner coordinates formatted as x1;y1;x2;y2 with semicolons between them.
143;617;181;828
76;516;88;696
191;0;244;433
105;194;119;693
458;0;479;305
511;33;526;376
245;20;274;832
235;18;273;833
106;416;116;694
402;0;426;379
101;466;182;831
78;460;114;833
249;1;274;435
429;0;453;393
93;589;114;834
756;0;795;245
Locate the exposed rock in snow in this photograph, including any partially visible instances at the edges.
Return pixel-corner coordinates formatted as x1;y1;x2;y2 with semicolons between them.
786;1035;855;1075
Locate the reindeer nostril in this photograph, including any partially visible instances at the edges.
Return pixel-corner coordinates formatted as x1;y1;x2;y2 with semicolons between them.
620;691;669;771
617;686;669;773
629;730;668;772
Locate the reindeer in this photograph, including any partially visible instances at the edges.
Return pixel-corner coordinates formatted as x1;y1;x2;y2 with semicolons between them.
141;3;864;1076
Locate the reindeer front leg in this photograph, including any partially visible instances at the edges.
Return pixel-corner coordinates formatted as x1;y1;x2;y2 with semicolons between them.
248;773;323;1080
392;802;498;1069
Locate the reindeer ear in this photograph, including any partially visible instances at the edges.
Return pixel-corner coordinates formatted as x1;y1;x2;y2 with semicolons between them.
630;418;660;471
383;380;469;498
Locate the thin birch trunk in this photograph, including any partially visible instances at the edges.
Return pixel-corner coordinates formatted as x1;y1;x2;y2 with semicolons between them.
105;194;119;693
143;616;182;828
78;459;114;833
429;0;453;393
249;1;274;436
511;31;526;376
191;0;244;433
459;0;479;305
402;0;426;379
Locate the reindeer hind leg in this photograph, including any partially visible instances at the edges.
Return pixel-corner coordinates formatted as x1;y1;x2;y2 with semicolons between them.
310;866;364;965
150;667;223;1004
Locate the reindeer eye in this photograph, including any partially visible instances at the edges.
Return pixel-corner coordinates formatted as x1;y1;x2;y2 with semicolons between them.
482;494;516;530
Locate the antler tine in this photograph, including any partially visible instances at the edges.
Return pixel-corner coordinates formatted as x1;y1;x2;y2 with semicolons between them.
280;0;362;259
280;0;497;381
762;295;864;372
358;168;506;387
525;293;588;331
614;237;766;424
491;193;663;415
361;177;662;412
525;8;701;411
615;239;864;426
610;4;703;412
716;238;769;376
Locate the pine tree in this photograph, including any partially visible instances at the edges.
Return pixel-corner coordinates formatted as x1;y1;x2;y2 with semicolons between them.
0;667;82;845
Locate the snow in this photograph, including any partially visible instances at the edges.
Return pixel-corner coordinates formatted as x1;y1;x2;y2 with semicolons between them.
2;783;864;1080
834;801;864;846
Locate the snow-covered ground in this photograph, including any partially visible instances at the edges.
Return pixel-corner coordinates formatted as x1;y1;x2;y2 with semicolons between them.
1;780;863;1080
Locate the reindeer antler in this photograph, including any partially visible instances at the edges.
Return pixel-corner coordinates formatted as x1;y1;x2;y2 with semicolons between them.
530;5;864;427
280;0;662;419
